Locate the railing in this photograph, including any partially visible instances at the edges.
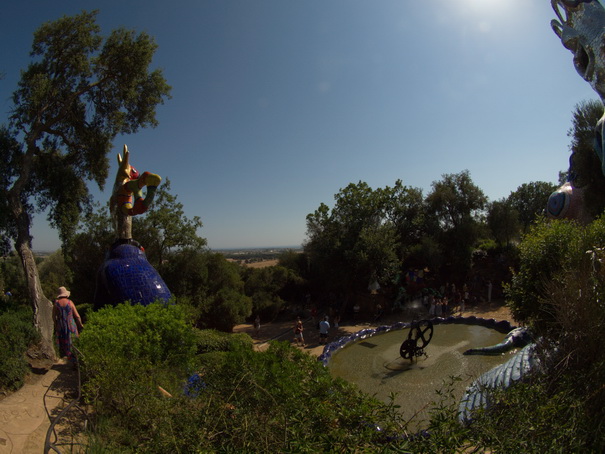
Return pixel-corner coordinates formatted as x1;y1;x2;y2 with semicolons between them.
44;347;93;454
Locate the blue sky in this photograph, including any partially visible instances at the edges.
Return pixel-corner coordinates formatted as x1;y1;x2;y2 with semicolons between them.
0;0;599;250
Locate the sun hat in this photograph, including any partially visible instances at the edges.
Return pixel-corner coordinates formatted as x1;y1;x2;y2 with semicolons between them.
57;286;71;299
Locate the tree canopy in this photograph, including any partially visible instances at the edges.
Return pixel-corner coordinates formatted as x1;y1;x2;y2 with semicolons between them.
0;10;171;356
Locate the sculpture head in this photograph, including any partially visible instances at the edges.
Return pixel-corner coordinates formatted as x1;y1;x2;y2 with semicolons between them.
549;0;605;222
114;145;138;185
110;144;162;240
551;0;605;101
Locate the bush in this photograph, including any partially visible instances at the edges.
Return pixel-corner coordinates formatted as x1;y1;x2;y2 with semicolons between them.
0;308;40;391
505;218;587;327
194;328;253;354
86;340;410;453
78;303;197;415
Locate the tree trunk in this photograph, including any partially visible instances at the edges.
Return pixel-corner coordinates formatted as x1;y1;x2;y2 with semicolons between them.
8;174;56;359
17;239;56;359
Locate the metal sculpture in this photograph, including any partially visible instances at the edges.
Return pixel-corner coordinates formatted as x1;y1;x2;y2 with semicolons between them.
548;0;605;221
94;145;171;307
400;319;433;360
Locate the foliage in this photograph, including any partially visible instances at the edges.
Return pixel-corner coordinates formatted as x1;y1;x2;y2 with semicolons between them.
243;265;304;321
132;178;206;269
163;251;252;331
507;181;557;232
566;99;605;219
0;253;28;304
0;307;40;391
86;339;409;453
305;181;406;295
64;202;114;304
78;303;197;415
504;217;602;326
487;198;521;247
37;250;72;302
194;328;253;354
425;170;487;280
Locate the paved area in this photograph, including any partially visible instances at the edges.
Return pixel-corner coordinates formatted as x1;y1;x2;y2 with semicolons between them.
0;360;82;454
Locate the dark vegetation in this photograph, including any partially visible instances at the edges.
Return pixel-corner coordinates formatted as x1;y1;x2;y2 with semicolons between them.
1;10;605;452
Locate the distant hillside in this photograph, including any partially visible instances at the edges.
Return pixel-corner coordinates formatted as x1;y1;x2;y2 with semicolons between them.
218;247;301;267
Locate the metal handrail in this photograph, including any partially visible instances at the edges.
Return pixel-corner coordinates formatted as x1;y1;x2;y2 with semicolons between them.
44;346;92;454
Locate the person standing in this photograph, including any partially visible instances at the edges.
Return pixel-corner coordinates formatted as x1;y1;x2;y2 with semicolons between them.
53;286;83;361
319;316;330;345
293;318;305;346
254;315;261;336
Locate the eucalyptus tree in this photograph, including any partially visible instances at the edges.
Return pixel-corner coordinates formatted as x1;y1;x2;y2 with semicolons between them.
0;11;171;357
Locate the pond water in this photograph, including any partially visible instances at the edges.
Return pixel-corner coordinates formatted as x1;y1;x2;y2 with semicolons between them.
328;324;513;426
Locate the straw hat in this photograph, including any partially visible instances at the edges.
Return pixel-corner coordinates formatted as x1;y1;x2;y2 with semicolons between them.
56;286;71;299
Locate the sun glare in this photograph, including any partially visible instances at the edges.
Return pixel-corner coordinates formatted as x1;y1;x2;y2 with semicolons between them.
462;0;516;15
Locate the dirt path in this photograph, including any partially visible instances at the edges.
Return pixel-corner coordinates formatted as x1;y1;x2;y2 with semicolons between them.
0;359;85;454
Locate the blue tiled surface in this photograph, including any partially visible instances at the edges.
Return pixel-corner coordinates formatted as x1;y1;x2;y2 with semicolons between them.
98;243;171;306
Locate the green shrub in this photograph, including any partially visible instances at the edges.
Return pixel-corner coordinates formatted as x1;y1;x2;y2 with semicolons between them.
194;328;252;354
0;308;40;391
78;303;197;415
506;218;587;327
87;340;410;453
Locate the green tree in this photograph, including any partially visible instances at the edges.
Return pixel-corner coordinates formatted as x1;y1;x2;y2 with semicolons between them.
508;181;557;232
305;181;401;296
243;265;304;321
425;170;487;279
0;11;171;357
37;250;72;302
132;178;206;269
487;198;521;247
386;180;425;257
65;202;114;304
566;99;605;219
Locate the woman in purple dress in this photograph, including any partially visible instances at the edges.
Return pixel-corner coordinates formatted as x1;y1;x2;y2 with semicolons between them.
53;286;83;360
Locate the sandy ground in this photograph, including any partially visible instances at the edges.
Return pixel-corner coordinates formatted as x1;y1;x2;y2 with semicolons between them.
234;298;514;358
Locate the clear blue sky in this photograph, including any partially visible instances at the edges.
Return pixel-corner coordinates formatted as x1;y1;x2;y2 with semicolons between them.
0;0;598;251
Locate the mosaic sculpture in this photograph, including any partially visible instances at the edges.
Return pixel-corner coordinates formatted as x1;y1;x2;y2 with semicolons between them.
548;0;605;221
94;145;171;307
463;327;532;356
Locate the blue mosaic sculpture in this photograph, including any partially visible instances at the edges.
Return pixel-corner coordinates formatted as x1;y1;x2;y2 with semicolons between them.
94;145;171;307
548;0;605;221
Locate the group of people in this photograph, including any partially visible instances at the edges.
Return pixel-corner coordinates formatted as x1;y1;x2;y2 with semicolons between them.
293;314;333;347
